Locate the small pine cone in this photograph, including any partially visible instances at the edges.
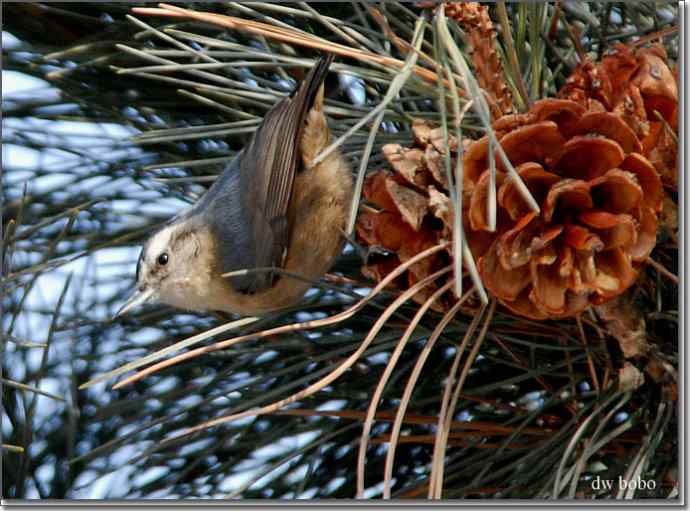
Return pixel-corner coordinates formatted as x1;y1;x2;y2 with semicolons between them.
558;43;678;187
356;122;467;312
445;2;515;116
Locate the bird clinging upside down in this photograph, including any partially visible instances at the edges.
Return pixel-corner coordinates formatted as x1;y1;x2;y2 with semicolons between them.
117;54;353;317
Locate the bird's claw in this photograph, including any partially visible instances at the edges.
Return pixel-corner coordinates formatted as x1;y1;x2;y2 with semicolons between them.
339;228;389;265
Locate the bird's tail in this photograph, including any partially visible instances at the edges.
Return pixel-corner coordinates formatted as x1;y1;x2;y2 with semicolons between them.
291;53;334;114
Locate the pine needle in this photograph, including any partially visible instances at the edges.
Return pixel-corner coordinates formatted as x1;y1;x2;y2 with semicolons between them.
356;278;454;498
112;243;449;389
167;264;452;441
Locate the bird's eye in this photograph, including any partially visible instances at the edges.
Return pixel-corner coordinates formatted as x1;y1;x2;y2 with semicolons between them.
157;253;169;266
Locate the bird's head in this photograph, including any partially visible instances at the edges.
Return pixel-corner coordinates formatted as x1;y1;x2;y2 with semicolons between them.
116;220;202;317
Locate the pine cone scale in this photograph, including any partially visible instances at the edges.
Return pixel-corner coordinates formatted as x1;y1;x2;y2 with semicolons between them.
589;169;643;213
628;206;657;261
479;240;531;301
497;212;539;270
552;135;625;181
619;153;663;211
498;163;560;221
497;121;565;171
573;111;643;153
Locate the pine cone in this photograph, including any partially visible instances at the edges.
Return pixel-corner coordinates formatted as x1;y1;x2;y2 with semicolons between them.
446;2;515;116
356;131;465;313
559;43;678;188
415;2;515;116
460;98;664;319
357;44;675;320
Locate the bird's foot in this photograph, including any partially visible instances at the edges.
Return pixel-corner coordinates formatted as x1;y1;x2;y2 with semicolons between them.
339;228;390;265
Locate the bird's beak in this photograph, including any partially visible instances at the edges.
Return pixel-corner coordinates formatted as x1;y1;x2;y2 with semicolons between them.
114;287;156;318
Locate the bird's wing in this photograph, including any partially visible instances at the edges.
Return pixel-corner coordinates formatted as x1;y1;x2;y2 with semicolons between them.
195;154;258;293
237;53;334;292
199;54;334;293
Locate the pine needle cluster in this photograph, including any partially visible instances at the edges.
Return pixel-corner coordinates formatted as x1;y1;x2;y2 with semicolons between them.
2;1;678;499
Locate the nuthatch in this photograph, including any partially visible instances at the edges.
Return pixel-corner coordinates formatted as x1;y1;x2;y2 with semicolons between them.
117;54;353;317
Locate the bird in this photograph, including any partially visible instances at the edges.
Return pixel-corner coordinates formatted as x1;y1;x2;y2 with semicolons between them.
116;54;353;317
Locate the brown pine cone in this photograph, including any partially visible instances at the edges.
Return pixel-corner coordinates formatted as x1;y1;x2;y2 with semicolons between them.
356;44;676;321
446;1;515;116
463;98;662;319
558;43;678;187
357;99;664;320
415;2;515;116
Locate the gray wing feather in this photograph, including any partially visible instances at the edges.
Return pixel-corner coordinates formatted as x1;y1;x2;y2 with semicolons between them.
193;153;260;292
200;54;334;293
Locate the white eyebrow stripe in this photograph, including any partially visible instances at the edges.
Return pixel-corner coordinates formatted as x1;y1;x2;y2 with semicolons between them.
146;226;175;261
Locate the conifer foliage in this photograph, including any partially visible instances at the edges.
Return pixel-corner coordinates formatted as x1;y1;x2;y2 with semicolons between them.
3;2;679;500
